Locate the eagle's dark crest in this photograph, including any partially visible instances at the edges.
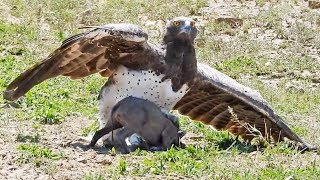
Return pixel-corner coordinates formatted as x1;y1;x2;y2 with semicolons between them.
4;17;312;150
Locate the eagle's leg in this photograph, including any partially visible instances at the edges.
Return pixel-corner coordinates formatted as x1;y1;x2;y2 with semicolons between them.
98;94;112;128
97;80;119;142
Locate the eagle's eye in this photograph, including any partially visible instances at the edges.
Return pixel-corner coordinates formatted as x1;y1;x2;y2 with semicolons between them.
173;21;180;27
191;22;196;27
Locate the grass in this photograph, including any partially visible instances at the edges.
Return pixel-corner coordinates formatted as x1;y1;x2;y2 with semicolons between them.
17;143;63;160
0;0;319;179
16;143;63;167
101;142;319;179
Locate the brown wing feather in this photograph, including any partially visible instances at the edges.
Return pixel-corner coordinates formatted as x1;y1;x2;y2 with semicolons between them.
174;63;312;149
4;24;150;101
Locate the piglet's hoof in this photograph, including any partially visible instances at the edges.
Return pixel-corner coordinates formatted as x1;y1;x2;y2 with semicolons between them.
150;146;164;152
178;142;186;149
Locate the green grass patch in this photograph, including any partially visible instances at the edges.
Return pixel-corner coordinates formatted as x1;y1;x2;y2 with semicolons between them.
250;79;320;116
16;143;64;167
214;56;270;78
102;143;319;179
17;144;63;160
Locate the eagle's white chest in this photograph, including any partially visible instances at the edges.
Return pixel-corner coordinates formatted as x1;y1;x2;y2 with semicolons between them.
98;65;189;127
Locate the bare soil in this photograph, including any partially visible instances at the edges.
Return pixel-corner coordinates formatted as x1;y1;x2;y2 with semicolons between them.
0;117;116;179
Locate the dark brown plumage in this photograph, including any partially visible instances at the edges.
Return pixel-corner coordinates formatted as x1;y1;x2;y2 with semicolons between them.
175;64;309;147
4;24;154;101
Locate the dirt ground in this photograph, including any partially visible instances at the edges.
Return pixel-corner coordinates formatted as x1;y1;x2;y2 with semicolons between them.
0;116;204;179
0;117;114;179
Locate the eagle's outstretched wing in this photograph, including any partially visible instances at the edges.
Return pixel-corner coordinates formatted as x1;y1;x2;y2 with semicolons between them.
4;24;154;101
174;63;311;149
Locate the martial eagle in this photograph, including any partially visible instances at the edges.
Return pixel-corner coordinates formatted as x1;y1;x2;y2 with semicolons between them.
3;17;311;149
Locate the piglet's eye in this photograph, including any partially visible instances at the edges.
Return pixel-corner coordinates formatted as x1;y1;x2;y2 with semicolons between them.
190;22;196;27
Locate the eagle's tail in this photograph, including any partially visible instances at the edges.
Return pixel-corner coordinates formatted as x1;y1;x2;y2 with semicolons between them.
4;58;61;101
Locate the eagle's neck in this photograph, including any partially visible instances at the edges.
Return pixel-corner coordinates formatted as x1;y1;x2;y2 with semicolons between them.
163;39;197;92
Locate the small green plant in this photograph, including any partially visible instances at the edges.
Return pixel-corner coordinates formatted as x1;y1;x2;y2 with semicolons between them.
16;144;63;167
108;147;117;156
17;144;63;160
7;47;26;56
56;31;65;42
30;104;63;124
214;56;270;78
117;157;127;175
82;120;99;136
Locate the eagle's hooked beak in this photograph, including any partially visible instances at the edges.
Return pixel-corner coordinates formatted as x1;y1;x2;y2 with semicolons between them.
177;21;192;39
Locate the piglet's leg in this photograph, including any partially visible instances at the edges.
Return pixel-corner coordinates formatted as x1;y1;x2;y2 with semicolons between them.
89;120;122;147
161;126;178;150
113;128;136;154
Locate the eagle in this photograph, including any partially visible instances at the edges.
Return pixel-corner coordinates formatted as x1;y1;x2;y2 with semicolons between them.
3;17;312;150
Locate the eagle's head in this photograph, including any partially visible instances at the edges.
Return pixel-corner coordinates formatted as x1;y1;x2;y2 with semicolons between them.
163;17;198;44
